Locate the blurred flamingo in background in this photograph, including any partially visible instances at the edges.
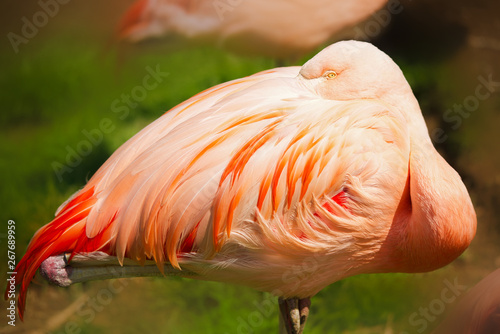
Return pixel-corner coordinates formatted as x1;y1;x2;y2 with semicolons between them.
7;41;476;334
433;269;500;334
117;0;389;59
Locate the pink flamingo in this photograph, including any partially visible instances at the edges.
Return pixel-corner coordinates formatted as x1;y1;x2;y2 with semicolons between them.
117;0;389;59
7;41;476;334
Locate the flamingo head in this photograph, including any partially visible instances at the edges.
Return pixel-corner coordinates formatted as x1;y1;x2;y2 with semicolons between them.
298;40;414;107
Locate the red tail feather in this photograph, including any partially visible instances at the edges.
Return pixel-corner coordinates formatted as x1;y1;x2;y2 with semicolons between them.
5;186;111;320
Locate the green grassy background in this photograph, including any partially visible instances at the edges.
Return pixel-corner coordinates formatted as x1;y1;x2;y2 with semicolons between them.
1;1;499;333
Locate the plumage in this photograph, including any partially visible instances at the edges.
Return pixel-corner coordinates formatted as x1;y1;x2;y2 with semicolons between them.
117;0;389;58
9;42;476;330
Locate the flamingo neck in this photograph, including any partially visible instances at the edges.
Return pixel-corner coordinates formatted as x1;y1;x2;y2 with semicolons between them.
384;100;477;273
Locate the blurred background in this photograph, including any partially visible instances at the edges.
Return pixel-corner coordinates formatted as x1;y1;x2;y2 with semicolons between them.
1;0;499;333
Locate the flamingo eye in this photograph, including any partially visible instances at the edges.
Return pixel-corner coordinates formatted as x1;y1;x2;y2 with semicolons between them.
324;71;338;79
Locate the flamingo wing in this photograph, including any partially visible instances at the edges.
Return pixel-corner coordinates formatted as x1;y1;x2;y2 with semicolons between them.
12;66;410;318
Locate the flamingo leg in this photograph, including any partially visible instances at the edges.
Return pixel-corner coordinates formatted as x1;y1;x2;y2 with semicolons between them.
42;253;315;333
39;253;197;287
278;297;311;334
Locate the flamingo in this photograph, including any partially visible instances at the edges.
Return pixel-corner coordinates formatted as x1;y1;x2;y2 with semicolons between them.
7;41;476;334
117;0;389;59
433;269;500;334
